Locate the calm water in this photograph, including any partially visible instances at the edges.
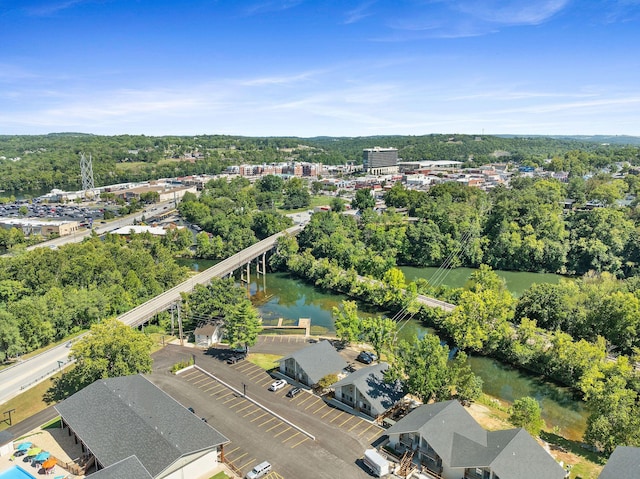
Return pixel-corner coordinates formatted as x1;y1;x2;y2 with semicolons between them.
181;260;587;440
400;266;567;297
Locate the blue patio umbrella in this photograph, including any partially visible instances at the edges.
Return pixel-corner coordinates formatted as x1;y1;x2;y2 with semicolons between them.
16;442;32;451
34;451;50;462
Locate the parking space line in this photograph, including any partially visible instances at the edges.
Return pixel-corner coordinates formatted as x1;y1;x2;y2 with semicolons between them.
305;398;321;411
248;370;267;380
231;451;248;463
235;363;255;372
243;408;260;418
221;393;237;402
330;411;345;423
251;412;268;423
238;457;256;471
242;365;261;374
258;377;274;387
367;429;382;441
202;383;219;393
273;426;291;438
320;409;334;419
228;399;247;409
181;370;199;379
236;403;253;413
282;431;300;443
358;423;376;437
296;394;314;406
312;403;326;414
339;416;353;427
209;385;226;394
290;436;308;449
259;417;275;427
192;377;210;386
266;422;284;433
225;446;240;456
348;420;362;432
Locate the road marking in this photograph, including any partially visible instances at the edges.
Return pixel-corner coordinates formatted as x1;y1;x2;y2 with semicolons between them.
243;408;260;418
202;384;219;393
290;436;308;449
225;446;240;456
231;452;248;463
192;377;209;386
228;400;246;409
297;394;313;406
181;371;198;379
259;417;275;427
258;377;274;386
330;411;344;423
251;412;268;423
209;385;225;394
305;399;321;411
238;457;255;471
274;426;291;438
313;403;326;414
223;395;239;404
266;422;284;433
358;423;376;437
340;416;353;427
236;403;253;413
282;431;300;443
321;409;334;419
348;420;362;432
236;363;255;373
248;370;266;380
367;429;382;441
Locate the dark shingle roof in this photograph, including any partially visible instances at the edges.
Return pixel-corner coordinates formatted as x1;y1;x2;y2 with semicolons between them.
280;340;347;384
599;446;640;479
332;362;404;413
85;456;153;479
54;375;228;477
387;401;566;479
387;400;486;461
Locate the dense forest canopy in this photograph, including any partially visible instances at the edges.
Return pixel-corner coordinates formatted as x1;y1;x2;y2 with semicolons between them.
1;133;639;193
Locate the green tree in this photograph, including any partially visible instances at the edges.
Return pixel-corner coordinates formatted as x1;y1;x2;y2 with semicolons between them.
282;177;311;209
330;197;345;212
46;318;153;401
224;301;262;352
509;397;545;436
352;188;375;211
332;300;363;344
362;316;397;361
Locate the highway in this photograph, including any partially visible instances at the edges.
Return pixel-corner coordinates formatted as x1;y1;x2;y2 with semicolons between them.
0;225;302;405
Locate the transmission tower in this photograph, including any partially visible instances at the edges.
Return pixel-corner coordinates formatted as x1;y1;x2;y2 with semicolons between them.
80;153;95;193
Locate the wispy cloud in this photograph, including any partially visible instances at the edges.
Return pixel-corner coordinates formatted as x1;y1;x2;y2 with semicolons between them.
244;0;303;16
454;0;570;26
240;69;324;86
344;1;376;24
24;0;89;16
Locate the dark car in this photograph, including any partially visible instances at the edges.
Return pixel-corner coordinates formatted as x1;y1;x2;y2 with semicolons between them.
356;351;373;364
286;387;302;398
226;355;243;365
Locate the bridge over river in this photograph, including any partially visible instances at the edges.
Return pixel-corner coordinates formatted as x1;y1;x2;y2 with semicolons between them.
0;223;454;404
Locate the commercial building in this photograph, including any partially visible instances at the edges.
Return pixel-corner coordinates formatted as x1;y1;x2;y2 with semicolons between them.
363;147;399;175
0;218;80;237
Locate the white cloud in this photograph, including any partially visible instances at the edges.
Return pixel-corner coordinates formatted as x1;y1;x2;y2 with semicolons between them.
454;0;570;26
344;1;376;24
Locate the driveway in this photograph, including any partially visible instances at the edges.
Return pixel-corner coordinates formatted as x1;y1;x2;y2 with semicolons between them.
150;345;381;479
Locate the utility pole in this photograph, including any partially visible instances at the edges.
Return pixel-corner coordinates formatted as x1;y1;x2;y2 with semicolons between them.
177;304;184;347
170;305;175;336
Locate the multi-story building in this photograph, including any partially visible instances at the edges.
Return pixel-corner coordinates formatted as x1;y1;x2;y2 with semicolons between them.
363;147;399;175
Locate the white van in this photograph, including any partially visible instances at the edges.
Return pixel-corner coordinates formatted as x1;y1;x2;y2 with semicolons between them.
246;461;272;479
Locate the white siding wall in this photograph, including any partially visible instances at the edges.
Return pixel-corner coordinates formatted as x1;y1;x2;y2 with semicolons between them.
158;449;219;479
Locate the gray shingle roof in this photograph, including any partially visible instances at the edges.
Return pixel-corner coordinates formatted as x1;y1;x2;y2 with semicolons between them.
332;362;405;413
54;375;228;477
280;340;347;384
599;446;640;479
387;400;566;479
85;456;153;479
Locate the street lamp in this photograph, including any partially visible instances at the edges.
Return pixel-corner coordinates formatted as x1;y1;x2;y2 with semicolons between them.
242;383;247;397
57;360;64;370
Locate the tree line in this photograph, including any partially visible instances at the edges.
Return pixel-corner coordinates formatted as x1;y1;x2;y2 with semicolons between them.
0;233;189;362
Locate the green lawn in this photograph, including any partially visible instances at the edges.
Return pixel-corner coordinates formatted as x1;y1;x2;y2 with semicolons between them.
247;353;282;371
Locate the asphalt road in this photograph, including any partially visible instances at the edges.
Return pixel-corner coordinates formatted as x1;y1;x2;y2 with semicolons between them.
150;344;382;479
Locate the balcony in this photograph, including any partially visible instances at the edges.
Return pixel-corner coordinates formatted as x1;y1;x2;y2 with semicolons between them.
464;468;490;479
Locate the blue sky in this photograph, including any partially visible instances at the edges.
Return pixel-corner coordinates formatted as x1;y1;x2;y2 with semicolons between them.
1;0;639;136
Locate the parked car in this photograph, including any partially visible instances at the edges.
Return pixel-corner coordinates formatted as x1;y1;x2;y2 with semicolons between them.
226;355;243;365
246;461;272;479
268;379;287;391
286;387;302;398
356;351;374;364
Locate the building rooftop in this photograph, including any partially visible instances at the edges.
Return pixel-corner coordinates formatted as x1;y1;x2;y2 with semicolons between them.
279;340;347;384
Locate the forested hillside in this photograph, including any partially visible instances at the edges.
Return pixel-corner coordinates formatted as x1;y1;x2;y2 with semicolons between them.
1;133;639;193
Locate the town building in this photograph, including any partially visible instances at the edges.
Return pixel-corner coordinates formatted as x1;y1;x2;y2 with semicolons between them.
385;400;567;479
331;362;405;419
54;375;229;478
0;218;80;237
598;446;640;479
363;147;399;175
278;340;347;387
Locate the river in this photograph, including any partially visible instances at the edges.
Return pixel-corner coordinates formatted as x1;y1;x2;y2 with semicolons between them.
181;260;587;440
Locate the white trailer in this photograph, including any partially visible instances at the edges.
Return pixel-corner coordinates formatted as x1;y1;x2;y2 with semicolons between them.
363;448;390;477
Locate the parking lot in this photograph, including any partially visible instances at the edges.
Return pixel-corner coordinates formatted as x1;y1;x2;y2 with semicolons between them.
150;345;381;479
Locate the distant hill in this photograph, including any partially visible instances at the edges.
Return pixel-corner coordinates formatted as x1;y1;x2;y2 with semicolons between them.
496;134;640;146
